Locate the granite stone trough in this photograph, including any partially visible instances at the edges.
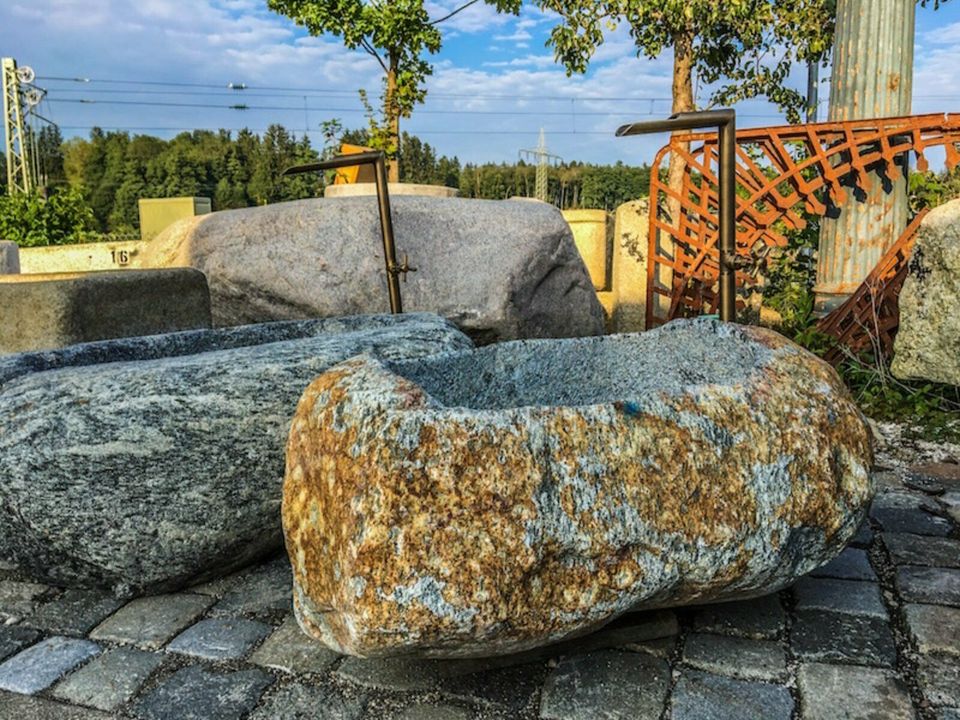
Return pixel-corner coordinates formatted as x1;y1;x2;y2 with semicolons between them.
283;319;875;658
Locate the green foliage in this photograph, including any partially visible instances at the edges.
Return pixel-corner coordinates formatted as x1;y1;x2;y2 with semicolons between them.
0;188;96;247
61;125;320;232
538;0;833;122
267;0;521;165
909;167;960;213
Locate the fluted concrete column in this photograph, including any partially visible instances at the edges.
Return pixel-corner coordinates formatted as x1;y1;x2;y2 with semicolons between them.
815;0;915;312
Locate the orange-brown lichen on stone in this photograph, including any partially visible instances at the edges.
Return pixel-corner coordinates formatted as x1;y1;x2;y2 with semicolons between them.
281;319;874;658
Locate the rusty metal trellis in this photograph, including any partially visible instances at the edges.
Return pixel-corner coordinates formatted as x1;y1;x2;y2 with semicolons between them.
816;209;928;365
645;113;960;335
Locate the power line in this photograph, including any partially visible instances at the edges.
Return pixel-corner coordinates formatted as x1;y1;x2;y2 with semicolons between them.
45;97;795;120
37;74;675;102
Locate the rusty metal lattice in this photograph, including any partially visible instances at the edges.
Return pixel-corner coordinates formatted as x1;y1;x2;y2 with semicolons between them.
816;209;928;365
645;112;960;332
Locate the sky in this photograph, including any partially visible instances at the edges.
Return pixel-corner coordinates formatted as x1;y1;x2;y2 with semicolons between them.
2;0;960;167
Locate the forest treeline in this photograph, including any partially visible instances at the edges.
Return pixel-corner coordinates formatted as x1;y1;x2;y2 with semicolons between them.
1;124;651;237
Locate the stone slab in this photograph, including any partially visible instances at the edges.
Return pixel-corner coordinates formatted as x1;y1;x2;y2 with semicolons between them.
897;567;960;606
792;609;897;668
0;580;55;622
904;604;960;657
792;577;887;619
89;593;213;650
133;665;273;720
248;683;366;720
337;656;441;692
0;626;40;663
797;663;915;720
0;268;212;354
669;669;793;720
810;548;876;581
0;691;114;719
440;661;545;713
870;491;953;537
51;647;164;711
166;617;272;661
540;649;670;720
682;633;787;682
388;703;472;720
249;616;341;674
210;557;291;617
917;653;960;707
0;636;100;694
0;242;19;274
26;588;125;636
692;594;786;640
883;534;960;568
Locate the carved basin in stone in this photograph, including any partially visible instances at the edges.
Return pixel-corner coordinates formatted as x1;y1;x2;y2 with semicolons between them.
283;319;874;658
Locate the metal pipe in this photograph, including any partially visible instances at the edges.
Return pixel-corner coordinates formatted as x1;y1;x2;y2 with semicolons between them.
282;151;413;314
616;110;738;322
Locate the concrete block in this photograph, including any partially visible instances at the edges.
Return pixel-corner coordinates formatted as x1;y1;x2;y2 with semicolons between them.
0;242;19;274
563;209;611;291
0;268;212;354
610;199;650;333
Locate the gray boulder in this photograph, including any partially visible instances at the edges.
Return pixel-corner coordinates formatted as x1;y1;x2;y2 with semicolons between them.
893;198;960;386
135;196;605;343
0;313;472;595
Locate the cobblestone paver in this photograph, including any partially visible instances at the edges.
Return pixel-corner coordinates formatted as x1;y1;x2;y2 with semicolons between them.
0;422;956;719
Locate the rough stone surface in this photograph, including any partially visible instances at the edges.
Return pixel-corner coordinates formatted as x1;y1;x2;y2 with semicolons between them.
883;534;960;568
893;198;960;385
166;617;272;661
539;649;670;720
26;588;125;636
211;557;292;617
0;580;54;623
0;636;100;694
89;593;213;650
137;196;605;342
0;268;211;354
0;692;114;719
248;683;366;720
0;241;19;274
284;319;874;658
870;490;954;536
809;547;877;581
249;616;341;674
692;595;785;640
917;653;960;707
133;665;273;720
51;647;163;711
0;313;472;594
797;663;915;720
897;567;960;606
792;609;897;667
682;633;787;682
669;669;794;720
904;604;960;656
0;626;40;663
792;577;887;618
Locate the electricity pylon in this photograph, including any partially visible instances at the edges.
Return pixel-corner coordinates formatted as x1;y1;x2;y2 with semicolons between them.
2;57;34;195
519;129;562;202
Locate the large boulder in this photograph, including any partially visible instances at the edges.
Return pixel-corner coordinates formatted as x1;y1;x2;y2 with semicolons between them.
0;313;472;596
893;198;960;386
135;196;605;343
283;320;874;658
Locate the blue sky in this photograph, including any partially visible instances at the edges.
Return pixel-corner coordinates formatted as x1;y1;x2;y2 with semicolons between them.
2;0;960;167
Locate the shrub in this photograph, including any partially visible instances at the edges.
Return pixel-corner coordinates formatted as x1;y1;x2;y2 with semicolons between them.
0;189;96;247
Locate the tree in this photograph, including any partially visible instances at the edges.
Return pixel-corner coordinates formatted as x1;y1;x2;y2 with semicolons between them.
266;0;522;181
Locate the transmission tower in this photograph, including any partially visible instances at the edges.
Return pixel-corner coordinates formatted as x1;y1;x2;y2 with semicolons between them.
519;128;562;202
2;57;35;195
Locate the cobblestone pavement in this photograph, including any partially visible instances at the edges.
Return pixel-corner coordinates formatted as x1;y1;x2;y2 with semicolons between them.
0;423;958;719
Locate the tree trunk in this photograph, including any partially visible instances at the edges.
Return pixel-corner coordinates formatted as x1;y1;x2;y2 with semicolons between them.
385;60;401;183
652;29;695;322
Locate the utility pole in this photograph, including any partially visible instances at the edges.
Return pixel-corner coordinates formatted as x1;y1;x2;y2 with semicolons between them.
2;57;34;195
806;60;819;124
519;129;562;202
815;0;915;312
